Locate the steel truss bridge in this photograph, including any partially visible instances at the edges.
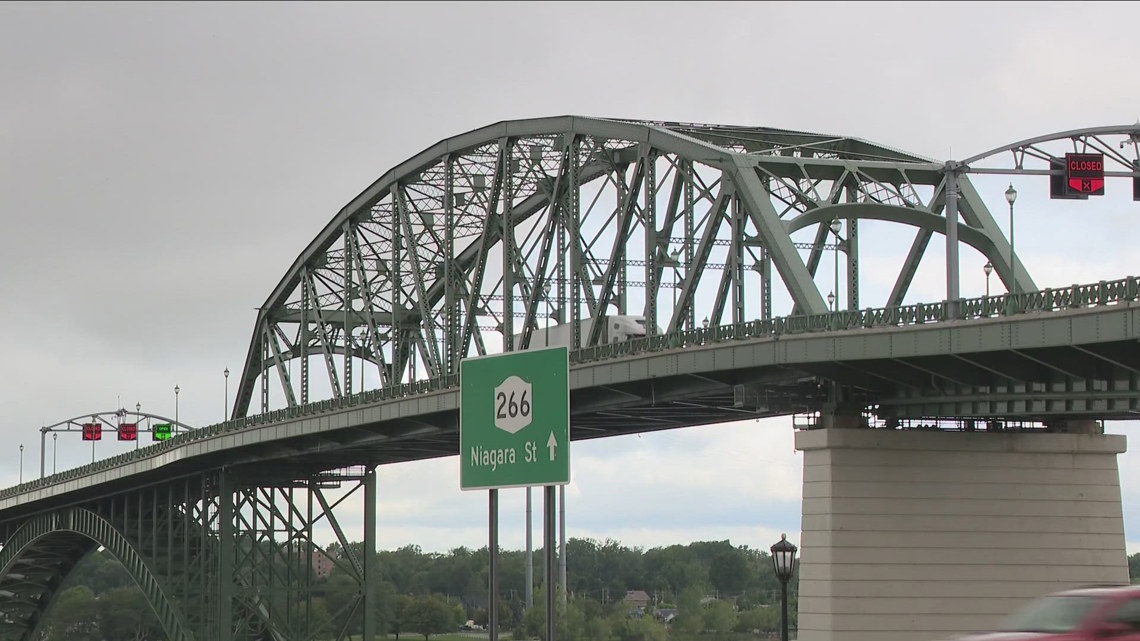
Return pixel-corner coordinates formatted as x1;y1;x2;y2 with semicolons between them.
1;117;1138;641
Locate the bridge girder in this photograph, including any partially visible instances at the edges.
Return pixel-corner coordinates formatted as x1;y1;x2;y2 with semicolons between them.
0;469;378;641
234;116;1021;418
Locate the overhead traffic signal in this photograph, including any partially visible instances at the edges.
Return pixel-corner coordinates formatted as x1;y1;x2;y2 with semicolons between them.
82;423;102;441
1050;158;1088;200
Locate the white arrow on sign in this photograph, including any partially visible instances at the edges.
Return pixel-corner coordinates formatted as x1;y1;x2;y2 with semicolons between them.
547;431;558;461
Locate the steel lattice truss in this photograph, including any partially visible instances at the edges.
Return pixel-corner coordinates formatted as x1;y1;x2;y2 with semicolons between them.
232;117;1139;418
231;117;1016;417
0;468;377;641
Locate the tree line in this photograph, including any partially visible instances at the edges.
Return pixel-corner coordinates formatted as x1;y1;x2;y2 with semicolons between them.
31;537;800;641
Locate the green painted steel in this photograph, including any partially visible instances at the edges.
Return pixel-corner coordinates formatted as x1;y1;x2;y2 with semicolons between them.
4;275;1138;510
0;277;1136;640
0;508;194;641
232;117;1017;420
460;347;570;490
3;120;1140;641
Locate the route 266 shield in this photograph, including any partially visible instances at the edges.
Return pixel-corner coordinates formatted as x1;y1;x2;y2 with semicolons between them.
493;375;533;434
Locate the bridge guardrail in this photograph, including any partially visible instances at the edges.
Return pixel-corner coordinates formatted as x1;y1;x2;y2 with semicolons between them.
4;275;1137;501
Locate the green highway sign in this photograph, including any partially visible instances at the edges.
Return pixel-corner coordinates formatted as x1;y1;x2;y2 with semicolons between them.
460;347;570;490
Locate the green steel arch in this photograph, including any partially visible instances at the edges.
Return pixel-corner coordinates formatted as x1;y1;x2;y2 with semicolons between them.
232;116;1022;418
0;507;194;641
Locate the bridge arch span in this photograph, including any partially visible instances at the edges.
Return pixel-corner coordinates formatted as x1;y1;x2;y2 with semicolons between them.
0;507;193;641
233;116;1023;417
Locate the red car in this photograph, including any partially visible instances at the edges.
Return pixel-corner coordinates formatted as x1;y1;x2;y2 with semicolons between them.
960;585;1140;640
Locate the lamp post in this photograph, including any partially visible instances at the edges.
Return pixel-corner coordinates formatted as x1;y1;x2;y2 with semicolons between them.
1005;184;1017;293
542;282;552;347
19;444;24;484
666;249;682;326
983;261;993;297
827;291;836;312
224;367;230;421
771;533;798;641
174;385;180;428
830;218;842;311
52;433;57;474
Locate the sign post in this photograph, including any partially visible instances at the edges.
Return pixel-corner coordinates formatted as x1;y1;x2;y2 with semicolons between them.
461;346;570;641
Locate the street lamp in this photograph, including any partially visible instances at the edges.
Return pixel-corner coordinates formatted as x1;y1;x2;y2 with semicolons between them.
830;218;842;311
983;261;993;297
542;282;552;347
174;385;180;428
827;291;836;312
19;444;24;484
224;367;230;421
52;433;57;474
1005;184;1017;293
771;533;798;641
667;249;682;322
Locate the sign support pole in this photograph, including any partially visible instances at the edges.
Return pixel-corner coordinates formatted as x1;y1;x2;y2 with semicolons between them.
545;485;557;641
526;486;533;610
460;346;569;641
559;484;567;606
489;488;499;641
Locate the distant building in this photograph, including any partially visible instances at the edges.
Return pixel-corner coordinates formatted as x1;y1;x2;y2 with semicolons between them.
311;547;336;578
624;590;651;609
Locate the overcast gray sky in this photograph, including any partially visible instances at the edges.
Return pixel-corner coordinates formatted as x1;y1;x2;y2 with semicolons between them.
3;1;1140;554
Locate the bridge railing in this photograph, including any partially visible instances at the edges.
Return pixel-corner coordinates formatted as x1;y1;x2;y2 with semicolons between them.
4;276;1137;500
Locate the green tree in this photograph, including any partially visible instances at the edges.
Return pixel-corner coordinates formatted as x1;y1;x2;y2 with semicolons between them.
392;594;413;640
42;585;100;641
735;606;780;634
703;599;737;636
580;598;613;641
516;595;546;640
405;594;460;640
675;585;705;634
644;544;703;601
288;598;333;640
708;549;748;596
611;612;668;641
98;586;162;641
323;570;362;635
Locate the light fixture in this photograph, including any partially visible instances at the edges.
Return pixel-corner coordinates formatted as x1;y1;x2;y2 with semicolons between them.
770;533;798;641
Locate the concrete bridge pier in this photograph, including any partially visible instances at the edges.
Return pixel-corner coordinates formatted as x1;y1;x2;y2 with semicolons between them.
794;428;1128;641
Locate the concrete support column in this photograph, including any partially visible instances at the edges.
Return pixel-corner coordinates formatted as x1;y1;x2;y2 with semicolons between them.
795;429;1128;641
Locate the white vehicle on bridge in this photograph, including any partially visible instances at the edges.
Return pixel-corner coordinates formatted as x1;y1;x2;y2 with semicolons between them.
511;315;651;350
